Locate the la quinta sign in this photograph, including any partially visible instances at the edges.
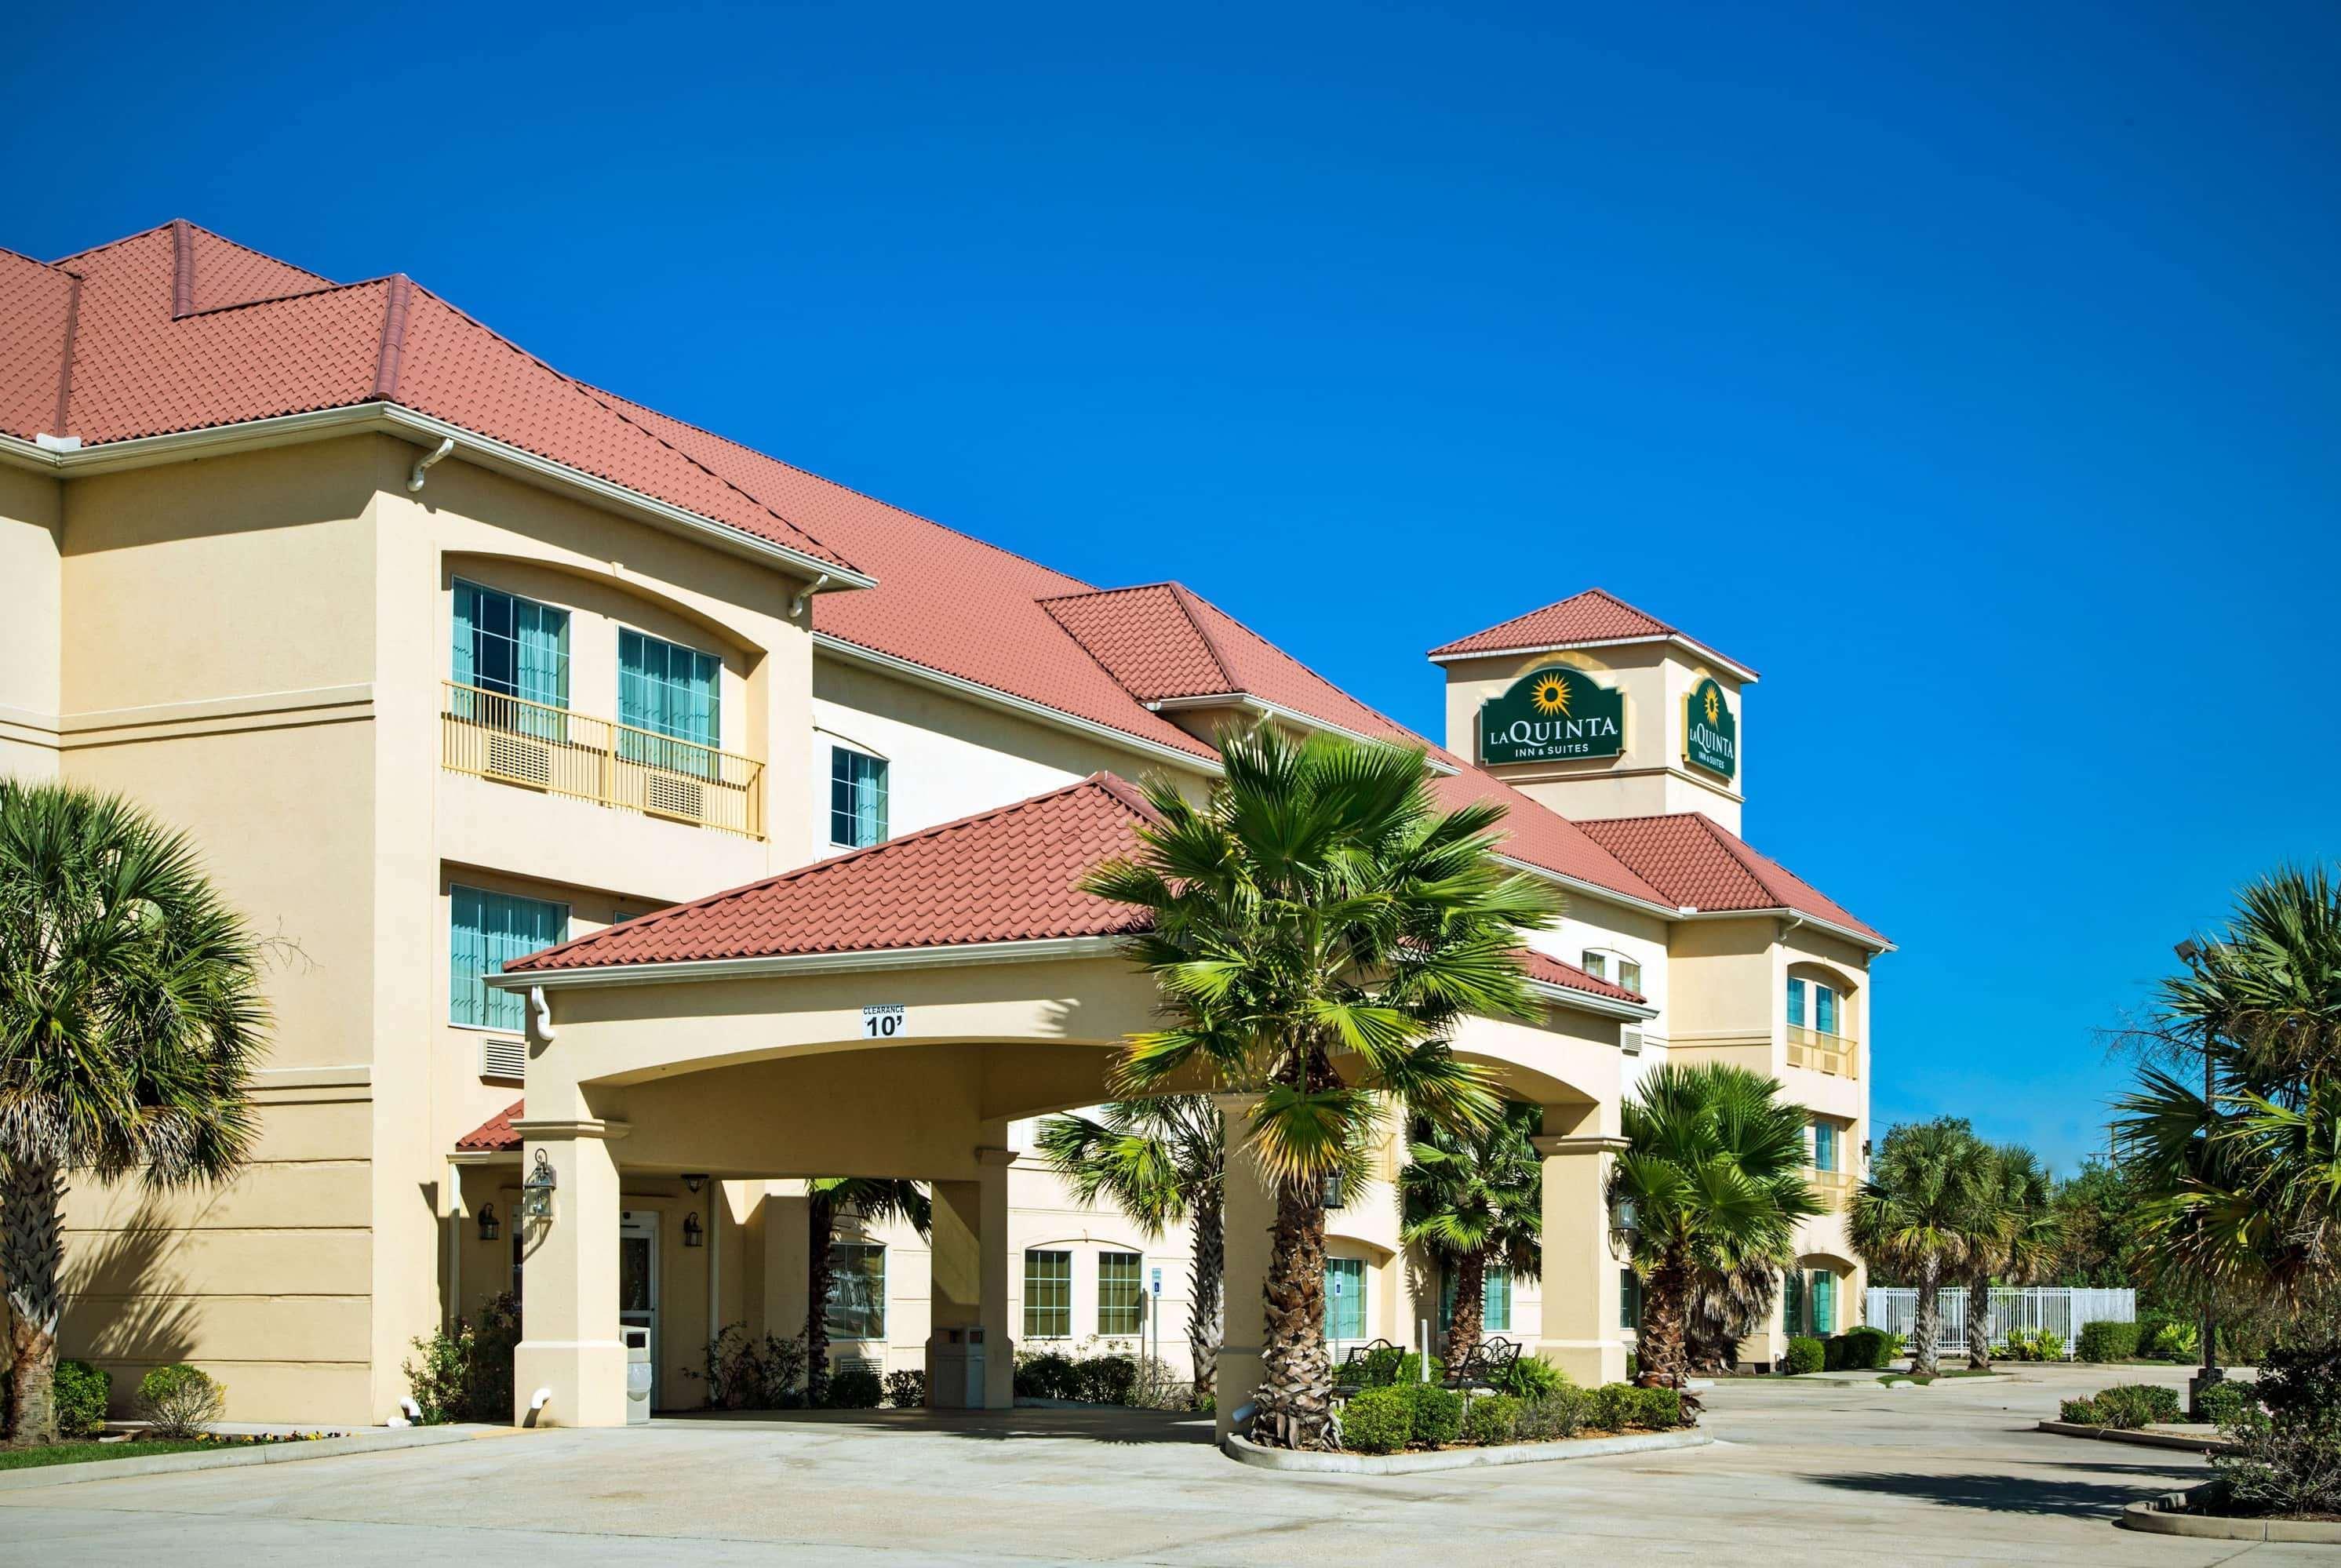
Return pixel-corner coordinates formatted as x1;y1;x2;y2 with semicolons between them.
1477;665;1626;766
1684;678;1737;781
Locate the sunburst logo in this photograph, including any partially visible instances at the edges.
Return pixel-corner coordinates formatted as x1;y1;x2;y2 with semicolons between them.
1703;687;1720;726
1531;673;1572;715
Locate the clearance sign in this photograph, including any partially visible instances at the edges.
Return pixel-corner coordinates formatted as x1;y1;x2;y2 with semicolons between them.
1477;666;1626;766
1684;678;1737;781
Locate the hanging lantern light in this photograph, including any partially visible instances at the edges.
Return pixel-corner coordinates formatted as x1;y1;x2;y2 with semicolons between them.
519;1148;558;1227
683;1211;704;1248
476;1202;501;1242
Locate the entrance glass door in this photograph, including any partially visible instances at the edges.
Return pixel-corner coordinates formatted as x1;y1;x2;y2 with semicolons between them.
619;1211;660;1409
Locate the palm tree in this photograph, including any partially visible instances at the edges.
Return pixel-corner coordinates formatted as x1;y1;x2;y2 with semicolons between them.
1613;1062;1820;1388
1687;1253;1789;1372
1084;726;1562;1450
1961;1144;2059;1370
1034;1097;1225;1399
804;1177;930;1404
1849;1119;1991;1377
2117;866;2341;1312
1399;1101;1542;1366
0;780;269;1446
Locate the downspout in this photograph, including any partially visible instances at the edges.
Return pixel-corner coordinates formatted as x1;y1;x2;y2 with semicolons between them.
791;572;832;617
407;436;455;492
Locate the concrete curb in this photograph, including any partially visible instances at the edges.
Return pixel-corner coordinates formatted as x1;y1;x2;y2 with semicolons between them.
1222;1426;1709;1475
0;1426;481;1492
2117;1479;2341;1543
2035;1420;2237;1455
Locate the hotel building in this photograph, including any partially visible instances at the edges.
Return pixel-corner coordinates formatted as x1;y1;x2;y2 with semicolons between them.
0;222;1884;1427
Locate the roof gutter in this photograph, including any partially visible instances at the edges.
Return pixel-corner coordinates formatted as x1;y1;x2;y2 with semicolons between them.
0;403;876;595
486;933;1134;991
1527;979;1659;1021
1674;905;1894;955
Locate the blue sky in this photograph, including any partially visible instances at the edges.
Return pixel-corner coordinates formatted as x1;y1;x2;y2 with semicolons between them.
8;2;2334;1173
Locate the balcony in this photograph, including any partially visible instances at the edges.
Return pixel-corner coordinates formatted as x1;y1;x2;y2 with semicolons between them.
1786;1024;1859;1079
441;682;765;840
1808;1168;1857;1210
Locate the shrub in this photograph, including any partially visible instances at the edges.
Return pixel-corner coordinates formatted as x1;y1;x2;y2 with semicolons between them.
138;1363;225;1439
1783;1336;1826;1374
470;1292;522;1419
1014;1350;1079;1400
2076;1321;2140;1363
691;1323;807;1410
1625;1385;1684;1429
1461;1392;1521;1445
1515;1384;1590;1441
822;1361;884;1410
884;1369;927;1410
2059;1396;2103;1424
54;1360;111;1439
2091;1382;2183;1430
1825;1327;1895;1371
1489;1354;1567;1400
1340;1385;1413;1453
2197;1379;2255;1427
1997;1327;2065;1362
1400;1382;1465;1447
1587;1382;1635;1432
1075;1354;1138;1406
1356;1348;1444;1388
404;1323;475;1424
2215;1337;2341;1517
2145;1320;2199;1361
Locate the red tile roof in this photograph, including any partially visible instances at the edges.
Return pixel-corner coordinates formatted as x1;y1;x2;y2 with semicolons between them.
504;773;1162;972
1575;813;1888;946
457;1098;522;1153
1520;949;1647;1004
1428;588;1757;677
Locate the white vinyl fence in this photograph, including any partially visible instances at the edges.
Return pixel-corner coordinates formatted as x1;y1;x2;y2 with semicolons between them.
1863;1287;2134;1359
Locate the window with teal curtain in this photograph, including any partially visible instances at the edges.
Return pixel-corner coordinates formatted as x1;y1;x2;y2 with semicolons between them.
1812;1119;1838;1172
453;580;569;734
618;629;722;777
1619;1267;1642;1331
830;747;889;846
450;886;568;1029
1786;977;1808;1028
1783;1269;1806;1335
1439;1267;1513;1333
1324;1257;1366;1340
1811;1271;1837;1334
1814;984;1838;1035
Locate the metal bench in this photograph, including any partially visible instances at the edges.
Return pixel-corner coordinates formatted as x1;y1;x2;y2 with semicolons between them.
1442;1335;1523;1392
1331;1338;1400;1395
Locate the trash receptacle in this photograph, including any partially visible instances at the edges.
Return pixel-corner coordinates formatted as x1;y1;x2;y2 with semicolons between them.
926;1325;987;1409
623;1326;652;1425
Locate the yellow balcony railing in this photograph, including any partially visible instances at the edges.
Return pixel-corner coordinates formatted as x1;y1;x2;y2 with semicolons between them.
1786;1024;1860;1079
1808;1167;1857;1210
442;682;764;840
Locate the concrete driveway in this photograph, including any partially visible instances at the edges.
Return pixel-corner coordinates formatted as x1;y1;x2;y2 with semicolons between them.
2;1362;2316;1566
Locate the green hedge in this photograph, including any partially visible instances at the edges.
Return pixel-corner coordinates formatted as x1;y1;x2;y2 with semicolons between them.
1824;1327;1895;1371
1341;1385;1413;1453
1489;1355;1567;1399
2199;1379;2256;1427
54;1361;111;1439
2076;1321;2140;1363
821;1362;883;1410
1784;1336;1826;1374
1400;1382;1465;1446
2090;1382;2184;1430
1515;1385;1589;1441
1462;1393;1522;1445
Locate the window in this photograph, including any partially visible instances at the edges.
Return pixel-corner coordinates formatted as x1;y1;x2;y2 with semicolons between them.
1024;1249;1072;1338
825;1242;886;1341
1617;958;1643;993
1787;977;1839;1035
1811;1270;1837;1334
1098;1251;1144;1336
830;747;889;847
1440;1267;1513;1334
618;629;722;775
450;886;567;1030
1620;1267;1642;1332
1583;949;1643;993
1783;1269;1804;1333
1324;1257;1366;1341
1581;950;1605;980
453;580;569;730
1811;1119;1839;1173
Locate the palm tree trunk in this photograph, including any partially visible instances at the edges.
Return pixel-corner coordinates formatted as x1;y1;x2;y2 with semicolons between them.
1912;1256;1942;1378
2;1159;65;1446
803;1191;834;1406
1966;1271;1993;1371
1187;1181;1223;1402
1254;1176;1334;1450
1640;1244;1693;1388
1447;1253;1486;1368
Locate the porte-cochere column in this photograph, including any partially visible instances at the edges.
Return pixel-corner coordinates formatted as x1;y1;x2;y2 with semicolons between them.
1535;1103;1630;1386
927;1133;1017;1410
512;1115;629;1426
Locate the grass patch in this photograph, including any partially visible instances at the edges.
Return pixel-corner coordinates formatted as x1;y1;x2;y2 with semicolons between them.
0;1439;224;1471
1879;1368;2004;1386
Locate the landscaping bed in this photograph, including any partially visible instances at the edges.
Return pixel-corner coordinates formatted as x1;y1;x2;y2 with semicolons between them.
0;1435;337;1472
2117;1480;2341;1543
1225;1424;1708;1475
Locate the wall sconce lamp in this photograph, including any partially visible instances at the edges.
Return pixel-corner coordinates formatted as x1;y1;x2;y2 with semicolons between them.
476;1202;501;1242
519;1148;557;1228
683;1173;708;1195
682;1211;704;1248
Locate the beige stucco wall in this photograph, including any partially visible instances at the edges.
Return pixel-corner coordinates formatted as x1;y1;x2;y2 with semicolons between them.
0;464;64;778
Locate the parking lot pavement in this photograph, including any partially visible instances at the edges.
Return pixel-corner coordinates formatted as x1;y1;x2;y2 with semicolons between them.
2;1361;2322;1566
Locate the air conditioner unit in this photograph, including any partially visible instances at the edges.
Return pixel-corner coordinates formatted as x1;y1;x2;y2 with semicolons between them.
644;772;704;822
485;733;552;789
1621;1028;1644;1057
480;1036;527;1083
